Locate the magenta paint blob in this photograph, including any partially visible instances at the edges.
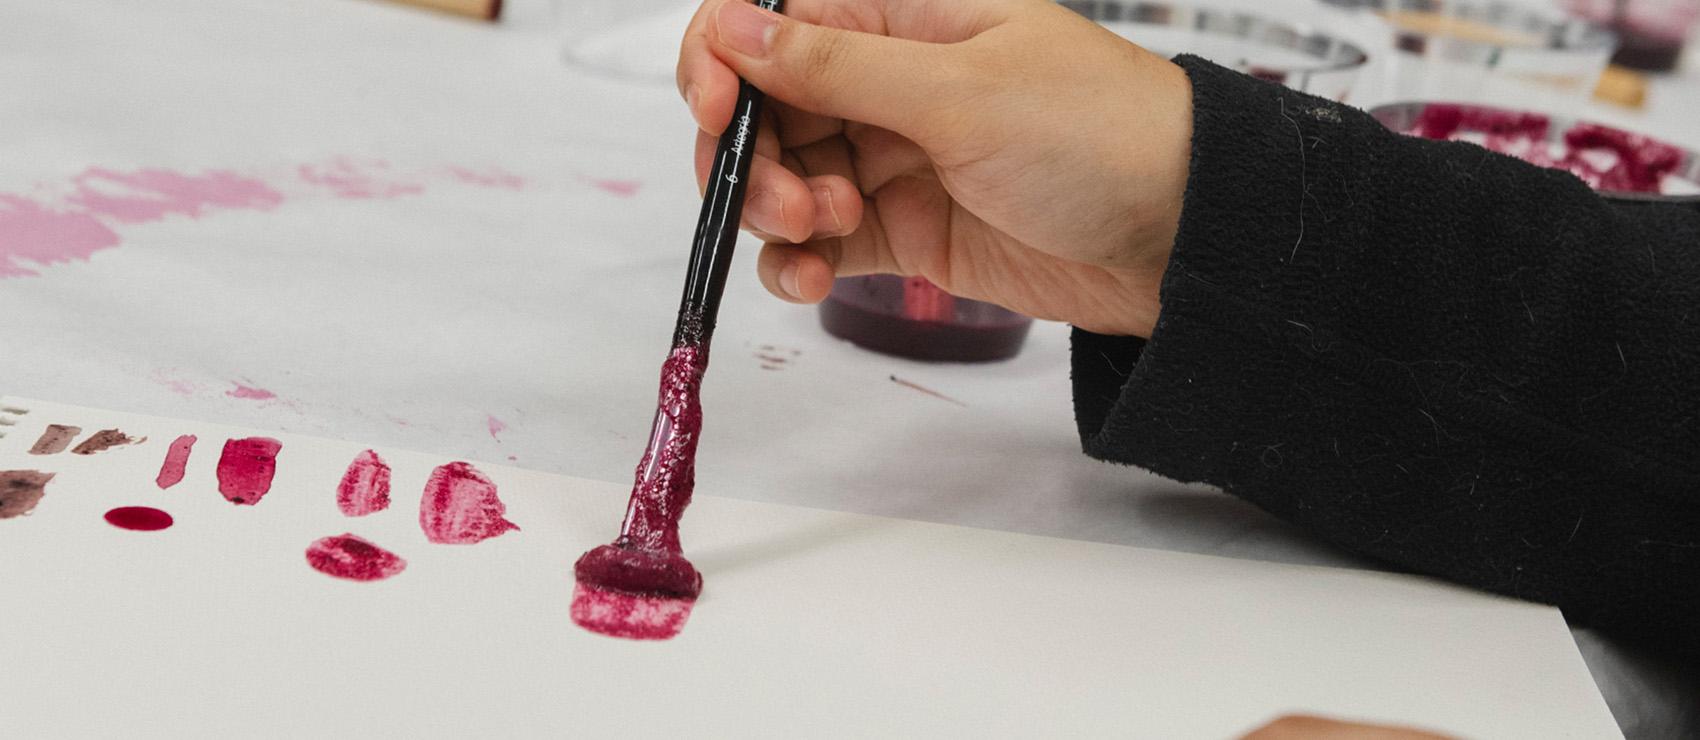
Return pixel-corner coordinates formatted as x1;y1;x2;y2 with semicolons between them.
574;344;708;604
419;462;518;544
104;506;174;531
570;582;695;641
305;533;407;582
155;434;197;489
216;437;282;505
337;450;392;517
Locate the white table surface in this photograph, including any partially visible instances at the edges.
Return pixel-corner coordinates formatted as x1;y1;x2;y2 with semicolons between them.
1;0;1694;736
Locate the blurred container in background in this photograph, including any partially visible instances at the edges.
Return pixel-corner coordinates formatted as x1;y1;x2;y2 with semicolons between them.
1063;1;1372;101
1565;0;1700;72
1324;0;1617;107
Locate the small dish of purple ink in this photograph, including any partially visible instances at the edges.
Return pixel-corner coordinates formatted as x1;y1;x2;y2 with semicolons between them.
1373;101;1700;203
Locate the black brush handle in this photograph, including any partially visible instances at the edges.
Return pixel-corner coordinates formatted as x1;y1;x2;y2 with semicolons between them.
673;0;786;348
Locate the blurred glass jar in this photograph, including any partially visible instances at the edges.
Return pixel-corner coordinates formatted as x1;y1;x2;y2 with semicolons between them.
1325;0;1617;107
819;276;1035;363
1062;1;1372;102
556;0;697;82
1565;0;1700;72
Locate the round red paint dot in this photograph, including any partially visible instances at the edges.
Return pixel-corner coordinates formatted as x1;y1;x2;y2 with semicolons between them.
104;506;174;531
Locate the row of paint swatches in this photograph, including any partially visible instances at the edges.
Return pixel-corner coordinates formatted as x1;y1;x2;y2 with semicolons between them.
12;424;519;584
7;422;692;640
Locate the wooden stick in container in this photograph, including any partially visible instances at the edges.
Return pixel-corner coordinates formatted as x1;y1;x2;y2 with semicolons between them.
373;0;502;21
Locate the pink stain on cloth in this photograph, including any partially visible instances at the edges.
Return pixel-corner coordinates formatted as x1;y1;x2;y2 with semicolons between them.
584;177;642;198
298;157;424;199
419;462;518;544
337;450;392;517
0;160;528;279
66;167;282;224
216;437;282;505
0;195;120;278
226;381;277;401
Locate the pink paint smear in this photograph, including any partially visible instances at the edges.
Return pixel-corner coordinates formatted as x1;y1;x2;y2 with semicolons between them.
571;583;694;641
155;435;197;490
216;437;282;505
306;534;407;582
419;462;518;544
337;450;392;517
0;160;526;279
486;414;508;442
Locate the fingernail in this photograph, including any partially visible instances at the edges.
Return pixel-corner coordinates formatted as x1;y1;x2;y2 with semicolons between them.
685;84;701;121
751;189;785;230
716;1;777;57
778;260;803;300
815;186;843;234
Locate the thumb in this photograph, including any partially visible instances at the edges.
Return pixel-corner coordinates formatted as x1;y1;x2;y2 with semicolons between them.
709;0;967;143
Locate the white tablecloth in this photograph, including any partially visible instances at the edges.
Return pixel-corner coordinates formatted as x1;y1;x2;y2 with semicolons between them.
1;0;1693;735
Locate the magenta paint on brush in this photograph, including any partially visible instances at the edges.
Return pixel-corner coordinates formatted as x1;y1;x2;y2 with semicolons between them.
216;437;281;505
419;462;518;544
574;1;790;640
155;435;196;489
337;450;391;517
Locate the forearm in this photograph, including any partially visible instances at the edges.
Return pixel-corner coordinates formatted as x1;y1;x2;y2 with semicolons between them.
1074;56;1700;657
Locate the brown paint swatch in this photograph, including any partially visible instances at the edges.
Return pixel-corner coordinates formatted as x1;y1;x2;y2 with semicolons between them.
71;429;142;455
0;470;55;519
28;425;81;455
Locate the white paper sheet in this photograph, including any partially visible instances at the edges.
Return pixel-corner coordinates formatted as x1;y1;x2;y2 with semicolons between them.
0;397;1618;738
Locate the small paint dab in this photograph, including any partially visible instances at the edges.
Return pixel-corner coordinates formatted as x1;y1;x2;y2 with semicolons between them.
305;534;407;582
151;369;199;398
570;582;694;641
298;157;423;199
226;381;277;401
419;462;518;544
507;455;518;462
104;506;173;531
889;375;968;408
72;429;143;455
155;435;197;489
0;195;122;278
216;437;282;505
585;177;641;197
445;166;525;189
486;414;508;442
0;470;55;519
337;450;391;517
28;424;81;455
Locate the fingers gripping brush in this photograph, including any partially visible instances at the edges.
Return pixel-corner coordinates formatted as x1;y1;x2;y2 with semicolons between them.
574;0;786;602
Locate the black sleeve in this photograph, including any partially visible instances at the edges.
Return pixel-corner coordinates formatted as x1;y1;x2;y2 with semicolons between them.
1072;55;1700;659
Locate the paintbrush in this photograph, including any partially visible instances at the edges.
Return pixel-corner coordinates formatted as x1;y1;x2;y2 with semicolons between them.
574;0;786;603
